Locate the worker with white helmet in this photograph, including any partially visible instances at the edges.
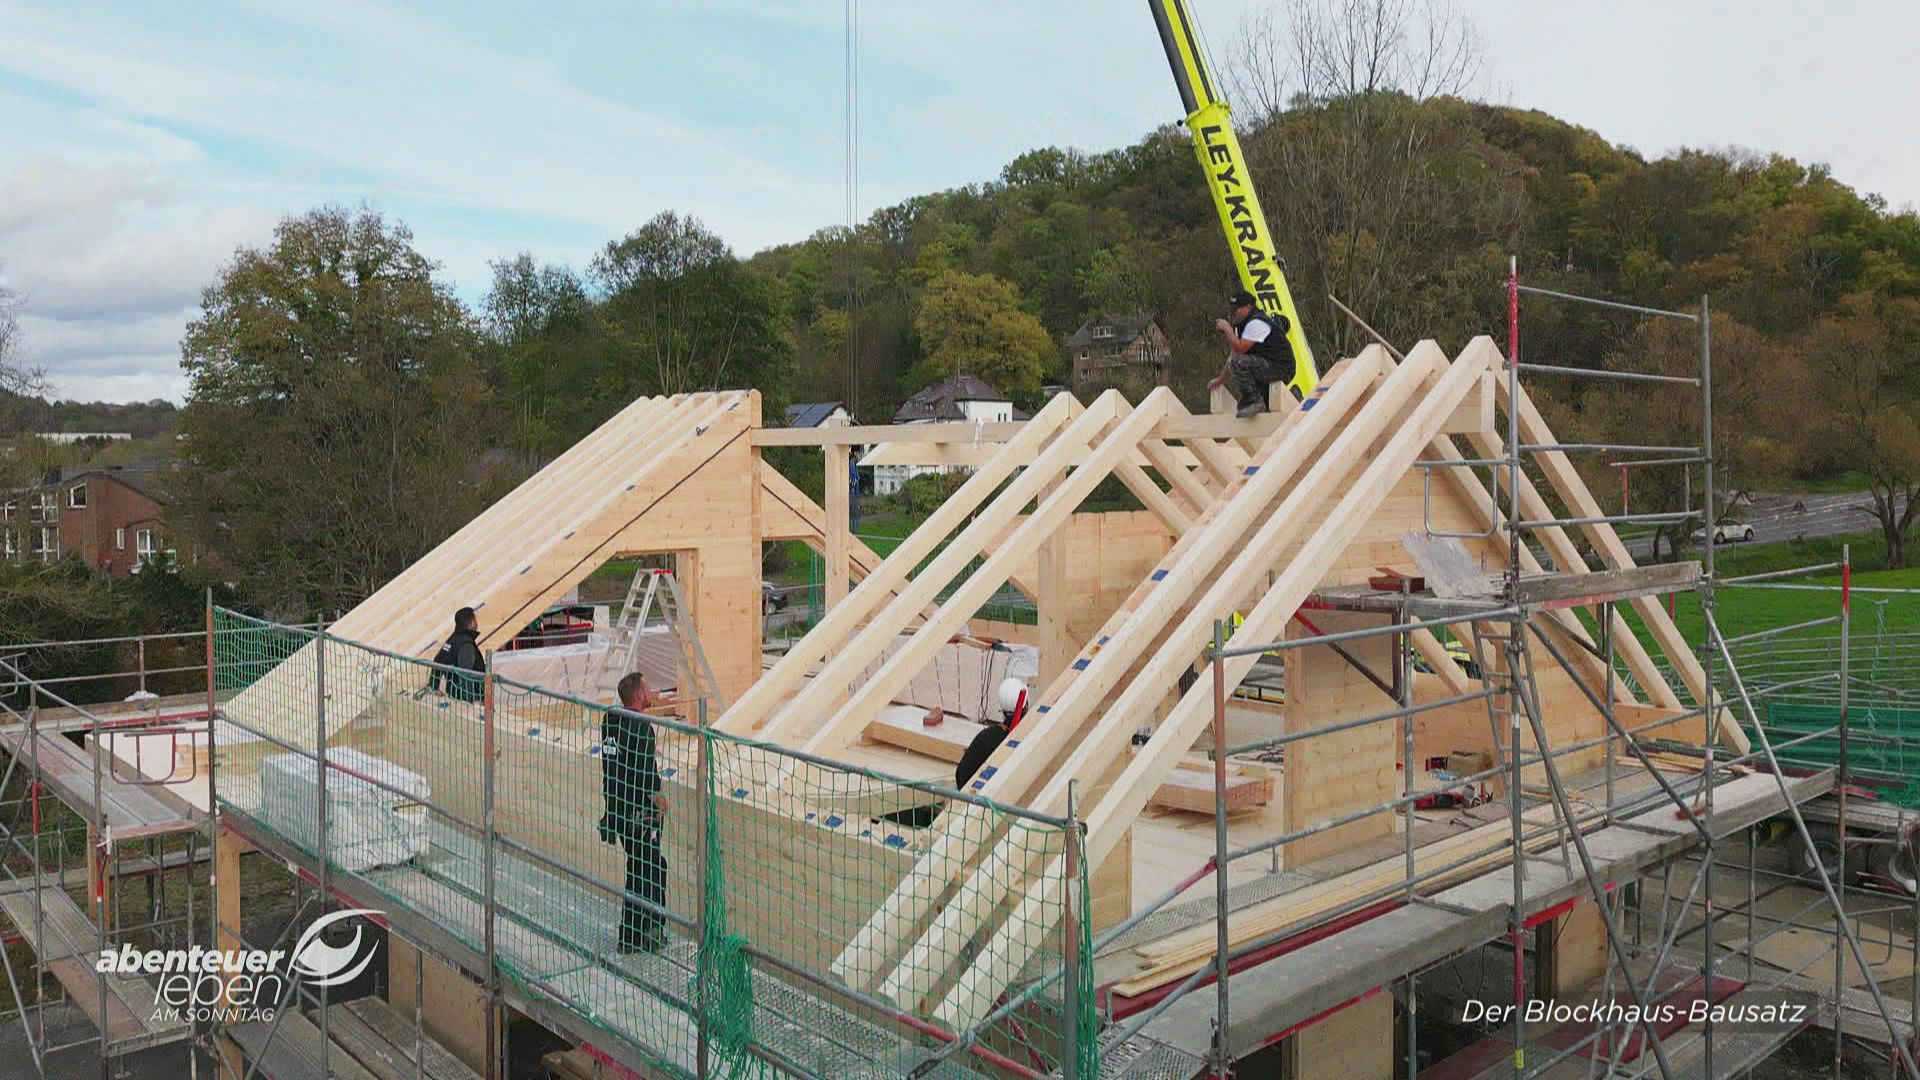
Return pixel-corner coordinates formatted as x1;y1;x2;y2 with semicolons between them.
957;676;1027;789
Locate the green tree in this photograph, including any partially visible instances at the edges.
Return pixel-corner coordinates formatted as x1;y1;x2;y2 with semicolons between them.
910;271;1054;403
483;254;602;457
590;212;792;409
1803;300;1920;566
177;206;498;618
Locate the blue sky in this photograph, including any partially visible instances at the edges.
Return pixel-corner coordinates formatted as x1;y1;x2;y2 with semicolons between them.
2;0;1915;403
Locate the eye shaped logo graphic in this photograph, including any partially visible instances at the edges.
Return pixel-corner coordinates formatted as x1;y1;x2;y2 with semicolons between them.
291;909;383;988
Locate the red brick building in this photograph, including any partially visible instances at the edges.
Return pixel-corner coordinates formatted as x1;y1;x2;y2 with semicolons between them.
4;462;179;577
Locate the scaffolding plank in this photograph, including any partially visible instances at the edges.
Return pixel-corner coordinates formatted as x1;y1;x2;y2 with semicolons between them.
323;998;482;1080
228;1010;382;1080
0;883;190;1049
0;725;200;839
1136;766;1834;1061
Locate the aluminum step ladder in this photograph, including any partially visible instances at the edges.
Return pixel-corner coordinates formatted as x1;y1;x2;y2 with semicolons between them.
602;567;726;716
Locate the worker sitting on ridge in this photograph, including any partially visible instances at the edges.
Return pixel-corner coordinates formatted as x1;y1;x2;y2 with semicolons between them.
427;606;485;702
957;678;1028;789
1207;289;1302;418
600;672;667;953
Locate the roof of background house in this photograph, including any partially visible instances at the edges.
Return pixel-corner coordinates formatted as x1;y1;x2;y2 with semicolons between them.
34;460;177;501
893;374;1010;423
784;402;854;428
1066;313;1160;349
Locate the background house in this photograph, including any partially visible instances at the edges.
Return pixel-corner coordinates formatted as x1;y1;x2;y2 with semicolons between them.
3;461;180;576
1065;313;1170;394
783;401;856;429
868;375;1017;496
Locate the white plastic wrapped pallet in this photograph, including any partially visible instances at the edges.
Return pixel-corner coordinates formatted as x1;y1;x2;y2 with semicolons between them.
260;748;430;873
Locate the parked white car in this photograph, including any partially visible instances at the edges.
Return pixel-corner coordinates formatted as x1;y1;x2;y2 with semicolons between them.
1692;521;1756;544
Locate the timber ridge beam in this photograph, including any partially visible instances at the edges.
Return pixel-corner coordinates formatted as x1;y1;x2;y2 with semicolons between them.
750;412;1288;447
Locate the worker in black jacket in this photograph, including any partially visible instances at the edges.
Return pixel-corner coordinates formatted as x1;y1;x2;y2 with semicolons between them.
599;672;666;953
427;607;485;702
957;678;1028;789
1207;289;1304;418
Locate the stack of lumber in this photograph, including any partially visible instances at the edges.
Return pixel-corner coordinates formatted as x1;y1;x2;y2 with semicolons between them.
1146;760;1274;814
865;708;1275;812
1110;796;1615;998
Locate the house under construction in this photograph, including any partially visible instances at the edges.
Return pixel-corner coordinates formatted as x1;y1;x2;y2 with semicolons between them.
0;289;1916;1080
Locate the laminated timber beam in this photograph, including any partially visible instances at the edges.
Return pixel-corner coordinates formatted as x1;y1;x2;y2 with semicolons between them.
785;388;1180;756
1495;378;1745;750
225;393;759;742
745;391;1128;743
753;411;1293;448
1453;426;1681;712
927;340;1498;1029
831;348;1389;997
753;458;964;615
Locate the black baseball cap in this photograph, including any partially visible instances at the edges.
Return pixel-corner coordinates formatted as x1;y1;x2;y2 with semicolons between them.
1226;289;1256;309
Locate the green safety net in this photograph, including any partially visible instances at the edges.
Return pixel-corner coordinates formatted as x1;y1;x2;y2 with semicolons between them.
209;608;1096;1079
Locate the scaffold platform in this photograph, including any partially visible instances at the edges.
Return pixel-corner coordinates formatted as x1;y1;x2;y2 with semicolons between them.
1138;768;1835;1061
0;722;201;840
0;882;191;1052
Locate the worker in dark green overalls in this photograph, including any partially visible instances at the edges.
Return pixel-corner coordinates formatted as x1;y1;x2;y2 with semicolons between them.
599;672;666;953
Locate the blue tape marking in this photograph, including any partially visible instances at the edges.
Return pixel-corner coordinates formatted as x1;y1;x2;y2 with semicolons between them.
527;727;540;738
518;566;530;575
562;530;574;540
588;745;600;755
806;812;816;821
971;780;986;790
884;834;908;849
625;483;637;491
978;766;997;781
1301;398;1318;411
1072;658;1091;671
1151;569;1169;581
1098;635;1110;645
1036;705;1050;713
860;829;872;838
1244;465;1259;476
661;767;676;778
731;788;748;799
824;815;844;828
1005;738;1021;748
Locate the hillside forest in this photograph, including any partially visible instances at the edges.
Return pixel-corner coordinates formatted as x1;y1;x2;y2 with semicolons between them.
5;1;1919;626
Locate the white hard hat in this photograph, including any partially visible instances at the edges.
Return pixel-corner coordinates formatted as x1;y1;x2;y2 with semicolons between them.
997;677;1028;715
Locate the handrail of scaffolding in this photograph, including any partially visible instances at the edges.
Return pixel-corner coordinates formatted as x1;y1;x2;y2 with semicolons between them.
1512;283;1700;321
1719;561;1847;586
1514;510;1696;529
1519;442;1701;456
1718;615;1844;647
1515;362;1701;386
1211;606;1515;662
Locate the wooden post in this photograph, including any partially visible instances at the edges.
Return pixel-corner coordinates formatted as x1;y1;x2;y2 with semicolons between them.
1037;482;1071;689
824;419;851;614
215;824;246;1075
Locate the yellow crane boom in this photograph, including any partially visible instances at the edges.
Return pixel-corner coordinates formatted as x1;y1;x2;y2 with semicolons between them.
1148;0;1318;397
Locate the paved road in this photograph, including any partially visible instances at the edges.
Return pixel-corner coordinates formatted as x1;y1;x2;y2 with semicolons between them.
1624;491;1891;560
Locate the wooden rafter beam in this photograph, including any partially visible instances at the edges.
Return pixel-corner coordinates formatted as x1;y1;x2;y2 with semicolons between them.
711;394;1081;737
748;393;1122;745
834;351;1388;999
792;390;1178;757
1495;379;1745;751
927;341;1496;1029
